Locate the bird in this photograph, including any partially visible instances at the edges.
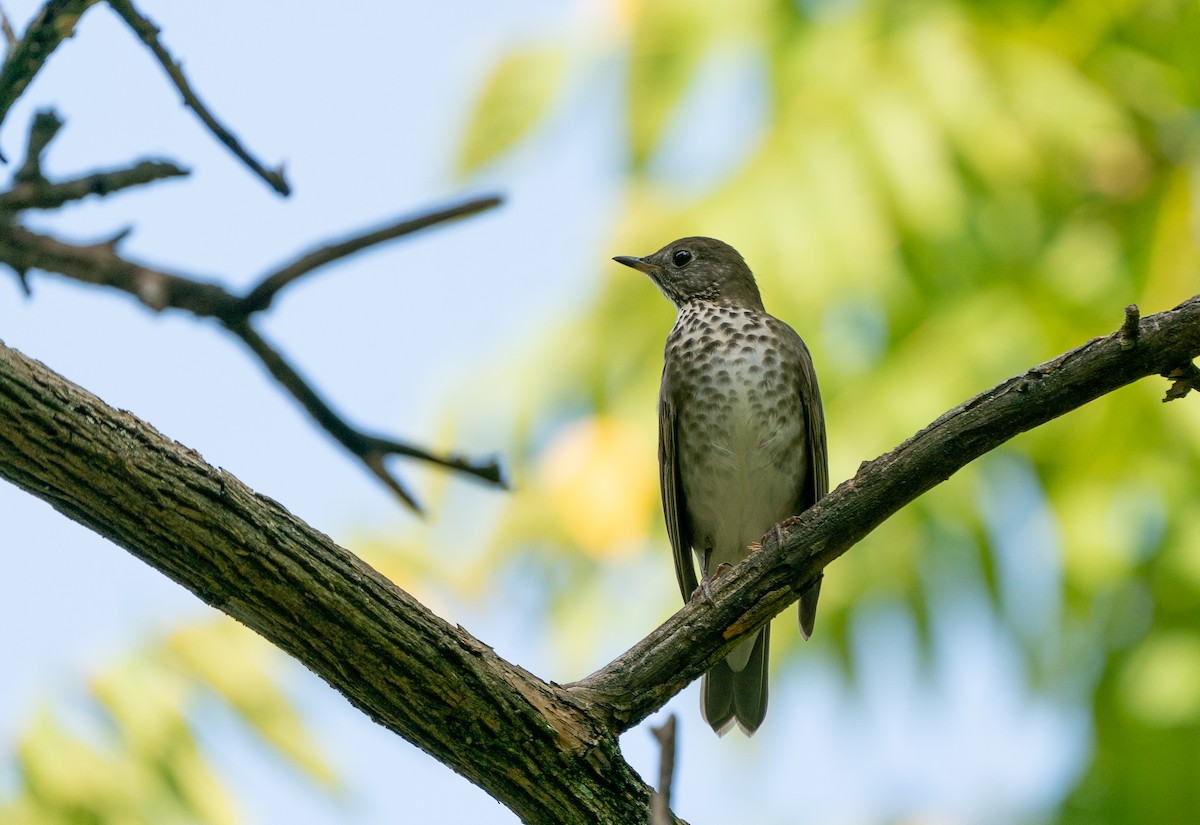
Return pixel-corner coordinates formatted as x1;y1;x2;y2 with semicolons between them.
614;236;828;736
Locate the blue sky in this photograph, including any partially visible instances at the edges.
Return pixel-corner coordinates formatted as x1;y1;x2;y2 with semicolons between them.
0;2;1088;822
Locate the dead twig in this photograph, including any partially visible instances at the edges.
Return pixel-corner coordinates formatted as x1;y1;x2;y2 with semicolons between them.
0;157;187;211
0;0;101;150
105;0;289;195
241;195;503;314
649;714;678;825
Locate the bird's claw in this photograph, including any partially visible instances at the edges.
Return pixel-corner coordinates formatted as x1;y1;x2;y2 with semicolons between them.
751;523;788;554
691;562;733;607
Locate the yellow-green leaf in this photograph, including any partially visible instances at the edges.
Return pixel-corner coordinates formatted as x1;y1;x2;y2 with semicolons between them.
457;46;565;176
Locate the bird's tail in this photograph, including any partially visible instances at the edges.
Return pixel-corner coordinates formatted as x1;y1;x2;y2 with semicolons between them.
701;625;769;736
798;572;823;641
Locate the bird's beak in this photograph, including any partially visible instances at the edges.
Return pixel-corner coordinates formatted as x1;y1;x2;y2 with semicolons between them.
613;255;657;275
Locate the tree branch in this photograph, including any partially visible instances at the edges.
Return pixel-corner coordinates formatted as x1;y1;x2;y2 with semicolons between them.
0;220;507;505
2;296;1194;821
0;113;506;510
1;108;188;214
650;715;678;825
241;195;503;314
223;317;504;510
0;156;188;211
0;339;669;824
0;1;100;149
0;223;241;313
0;1;285;192
14;107;61;181
104;0;289;194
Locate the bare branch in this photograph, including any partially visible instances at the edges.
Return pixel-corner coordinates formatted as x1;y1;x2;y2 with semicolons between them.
14;107;61;181
0;158;188;211
0;0;101;146
0;108;505;509
105;0;289;195
0;223;242;314
358;432;506;487
0;222;505;508
241;195;504;314
650;715;678;825
223;318;505;511
1;108;188;212
1120;303;1140;350
0;7;17;53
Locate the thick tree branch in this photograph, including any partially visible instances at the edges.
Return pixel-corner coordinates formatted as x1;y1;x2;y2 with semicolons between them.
2;297;1193;821
571;295;1200;729
0;339;673;825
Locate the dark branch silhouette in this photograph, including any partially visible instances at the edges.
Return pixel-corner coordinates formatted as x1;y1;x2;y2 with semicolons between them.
0;111;505;510
241;195;503;313
0;0;285;193
0;110;188;212
0;1;98;157
105;0;289;195
650;714;678;825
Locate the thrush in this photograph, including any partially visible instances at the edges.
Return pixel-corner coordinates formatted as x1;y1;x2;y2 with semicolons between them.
614;236;828;736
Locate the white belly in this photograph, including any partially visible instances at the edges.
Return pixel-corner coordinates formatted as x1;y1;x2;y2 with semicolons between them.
682;386;805;570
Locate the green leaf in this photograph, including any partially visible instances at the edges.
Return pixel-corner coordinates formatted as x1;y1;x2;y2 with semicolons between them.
456;46;565;176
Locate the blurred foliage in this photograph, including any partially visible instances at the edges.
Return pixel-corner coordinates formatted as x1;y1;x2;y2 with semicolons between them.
0;621;335;824
449;0;1200;821
456;45;566;175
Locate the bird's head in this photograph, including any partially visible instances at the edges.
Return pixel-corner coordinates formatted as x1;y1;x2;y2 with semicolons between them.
614;236;764;310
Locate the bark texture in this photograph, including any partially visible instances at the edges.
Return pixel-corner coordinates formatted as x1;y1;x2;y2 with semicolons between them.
0;340;669;824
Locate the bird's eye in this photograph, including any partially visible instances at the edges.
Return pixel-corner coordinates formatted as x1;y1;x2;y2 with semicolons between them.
672;249;693;267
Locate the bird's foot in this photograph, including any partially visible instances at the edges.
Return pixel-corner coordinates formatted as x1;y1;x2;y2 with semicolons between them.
691;563;733;607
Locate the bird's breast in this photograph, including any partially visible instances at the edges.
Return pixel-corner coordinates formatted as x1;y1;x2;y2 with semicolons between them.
665;304;808;558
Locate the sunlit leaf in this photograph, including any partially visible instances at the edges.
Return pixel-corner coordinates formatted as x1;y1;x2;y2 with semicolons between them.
456;46;565;176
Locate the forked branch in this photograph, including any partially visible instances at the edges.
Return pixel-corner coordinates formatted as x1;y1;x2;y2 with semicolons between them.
0;112;505;510
0;295;1194;823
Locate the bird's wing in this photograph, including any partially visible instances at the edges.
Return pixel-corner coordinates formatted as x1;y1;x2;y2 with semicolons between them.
788;327;828;639
659;394;698;603
797;338;829;505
